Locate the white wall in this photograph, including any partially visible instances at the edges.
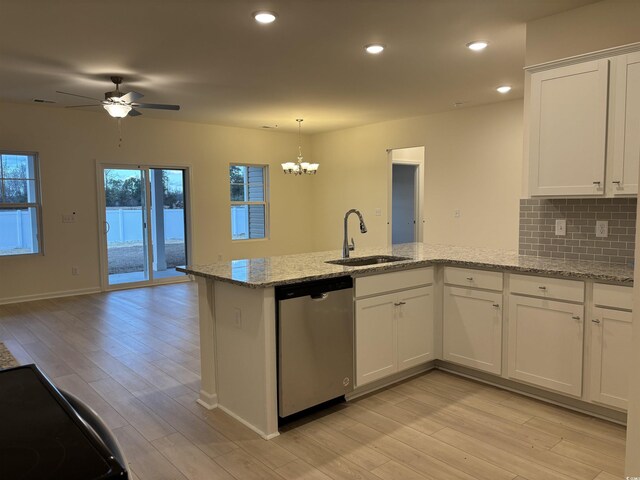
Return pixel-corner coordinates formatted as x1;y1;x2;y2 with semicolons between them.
526;0;640;66
0;102;315;302
309;99;523;252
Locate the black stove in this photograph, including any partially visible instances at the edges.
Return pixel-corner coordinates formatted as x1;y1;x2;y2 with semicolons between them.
0;364;128;480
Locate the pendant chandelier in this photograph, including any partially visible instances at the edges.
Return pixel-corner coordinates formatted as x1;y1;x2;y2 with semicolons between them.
281;119;319;175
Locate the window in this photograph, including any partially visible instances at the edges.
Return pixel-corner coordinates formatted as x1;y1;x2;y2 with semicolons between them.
0;152;42;256
230;164;268;240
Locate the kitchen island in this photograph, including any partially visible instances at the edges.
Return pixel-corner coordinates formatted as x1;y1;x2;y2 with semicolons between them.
178;243;634;439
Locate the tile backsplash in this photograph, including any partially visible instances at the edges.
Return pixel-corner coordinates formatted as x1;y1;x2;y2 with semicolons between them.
519;198;636;265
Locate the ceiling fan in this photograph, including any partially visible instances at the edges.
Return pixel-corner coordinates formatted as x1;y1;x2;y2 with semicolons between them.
56;76;180;118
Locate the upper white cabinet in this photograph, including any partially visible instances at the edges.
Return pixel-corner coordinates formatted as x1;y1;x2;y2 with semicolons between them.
529;60;609;196
527;44;640;197
610;52;640;195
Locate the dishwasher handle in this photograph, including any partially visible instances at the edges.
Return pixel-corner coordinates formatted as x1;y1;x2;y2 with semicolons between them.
310;293;329;301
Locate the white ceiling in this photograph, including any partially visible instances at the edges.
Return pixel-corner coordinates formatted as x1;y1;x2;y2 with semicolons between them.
0;0;598;133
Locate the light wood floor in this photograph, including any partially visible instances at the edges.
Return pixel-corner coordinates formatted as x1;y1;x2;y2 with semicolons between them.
0;283;627;480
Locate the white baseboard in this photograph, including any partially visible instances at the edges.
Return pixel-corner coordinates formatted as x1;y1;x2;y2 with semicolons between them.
197;391;218;410
217;404;280;440
0;287;102;305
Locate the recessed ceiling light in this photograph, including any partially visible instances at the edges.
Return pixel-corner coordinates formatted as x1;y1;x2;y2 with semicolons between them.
253;11;277;24
365;44;385;54
466;41;488;51
496;85;512;94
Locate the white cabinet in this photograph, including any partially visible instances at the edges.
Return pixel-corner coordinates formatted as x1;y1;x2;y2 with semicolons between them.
443;286;502;375
590;307;632;410
529;60;609;196
397;286;435;371
508;295;584;396
355;292;397;386
610;52;640;195
355;269;434;387
356;286;434;386
589;283;633;410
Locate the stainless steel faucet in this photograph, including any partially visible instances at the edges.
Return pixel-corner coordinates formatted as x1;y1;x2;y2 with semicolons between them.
343;209;368;258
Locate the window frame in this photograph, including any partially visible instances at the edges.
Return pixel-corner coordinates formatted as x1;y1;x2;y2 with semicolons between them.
0;150;44;257
229;163;269;241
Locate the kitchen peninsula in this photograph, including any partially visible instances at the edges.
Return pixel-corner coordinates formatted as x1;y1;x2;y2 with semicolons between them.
178;243;634;439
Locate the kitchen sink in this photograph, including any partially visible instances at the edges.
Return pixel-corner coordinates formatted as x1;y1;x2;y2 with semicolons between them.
325;255;411;267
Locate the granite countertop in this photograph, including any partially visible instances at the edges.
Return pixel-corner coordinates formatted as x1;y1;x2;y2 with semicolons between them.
176;243;635;288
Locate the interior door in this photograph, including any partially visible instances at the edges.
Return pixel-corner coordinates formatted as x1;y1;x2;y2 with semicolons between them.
392;164;417;244
101;166;188;288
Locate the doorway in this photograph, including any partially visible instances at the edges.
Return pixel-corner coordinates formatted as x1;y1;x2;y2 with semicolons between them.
99;165;190;288
388;146;425;245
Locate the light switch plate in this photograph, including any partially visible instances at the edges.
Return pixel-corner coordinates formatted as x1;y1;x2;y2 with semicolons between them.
62;213;76;223
596;220;608;238
555;219;566;236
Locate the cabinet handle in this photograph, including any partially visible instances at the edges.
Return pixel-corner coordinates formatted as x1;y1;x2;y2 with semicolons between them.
592;318;601;324
394;302;406;307
492;303;500;308
572;315;581;320
593;181;601;186
466;277;473;281
612;180;621;185
538;286;547;290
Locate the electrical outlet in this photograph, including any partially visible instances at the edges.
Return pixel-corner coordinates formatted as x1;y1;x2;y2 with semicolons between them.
555;219;566;236
375;208;382;216
71;266;80;275
596;220;608;238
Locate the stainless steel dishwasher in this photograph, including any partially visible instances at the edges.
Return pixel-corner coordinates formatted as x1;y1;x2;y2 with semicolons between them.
276;276;354;418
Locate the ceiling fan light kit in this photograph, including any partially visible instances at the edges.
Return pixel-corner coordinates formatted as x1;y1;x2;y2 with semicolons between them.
56;75;180;118
103;103;132;118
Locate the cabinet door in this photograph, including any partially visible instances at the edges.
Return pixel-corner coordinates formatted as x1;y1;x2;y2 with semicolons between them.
397;286;434;371
590;307;632;410
508;295;584;396
529;60;609;196
611;52;640;195
443;286;502;375
355;293;397;386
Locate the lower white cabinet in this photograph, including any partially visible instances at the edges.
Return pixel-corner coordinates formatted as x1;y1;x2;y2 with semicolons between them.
355;286;434;387
590;307;633;410
443;286;502;375
508;295;584;396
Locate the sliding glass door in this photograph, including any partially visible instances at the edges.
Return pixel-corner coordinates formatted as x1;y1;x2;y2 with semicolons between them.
101;166;188;287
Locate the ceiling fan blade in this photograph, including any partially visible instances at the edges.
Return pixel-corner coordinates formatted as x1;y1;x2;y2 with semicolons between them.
120;91;144;103
56;91;103;102
64;104;102;108
131;102;180;111
128;109;142;117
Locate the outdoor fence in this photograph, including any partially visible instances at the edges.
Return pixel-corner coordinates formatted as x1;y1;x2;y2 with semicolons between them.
106;208;185;244
0;210;35;251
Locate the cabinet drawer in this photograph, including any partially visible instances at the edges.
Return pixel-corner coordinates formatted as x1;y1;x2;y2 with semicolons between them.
444;267;503;291
355;267;433;298
593;283;633;311
510;274;584;303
